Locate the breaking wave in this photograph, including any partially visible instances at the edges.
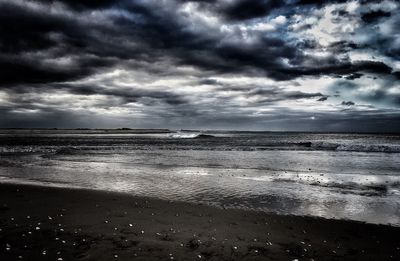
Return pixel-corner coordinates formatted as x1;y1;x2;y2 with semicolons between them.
0;132;399;153
310;142;400;153
168;132;216;139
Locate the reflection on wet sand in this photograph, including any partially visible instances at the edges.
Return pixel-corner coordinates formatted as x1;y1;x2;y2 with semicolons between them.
1;148;399;226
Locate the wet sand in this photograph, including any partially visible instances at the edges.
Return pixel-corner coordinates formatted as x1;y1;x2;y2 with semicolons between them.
0;184;399;261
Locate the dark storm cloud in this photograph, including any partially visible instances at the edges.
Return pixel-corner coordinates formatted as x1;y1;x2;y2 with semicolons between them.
3;82;188;107
221;0;282;21
341;101;355;106
352;9;400;60
1;0;398;86
295;0;349;6
282;61;396;80
216;0;355;21
199;79;221;85
67;84;189;106
345;73;363;80
0;1;117;85
361;10;392;23
247;87;324;103
44;0;117;10
328;41;359;53
0;0;399;131
0;55;114;86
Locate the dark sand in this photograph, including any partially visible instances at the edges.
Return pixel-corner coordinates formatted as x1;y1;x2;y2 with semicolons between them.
0;184;399;261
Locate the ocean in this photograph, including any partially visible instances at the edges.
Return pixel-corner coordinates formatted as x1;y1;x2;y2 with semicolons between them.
0;129;399;225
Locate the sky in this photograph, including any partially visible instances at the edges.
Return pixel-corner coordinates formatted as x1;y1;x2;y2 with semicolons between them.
0;0;399;132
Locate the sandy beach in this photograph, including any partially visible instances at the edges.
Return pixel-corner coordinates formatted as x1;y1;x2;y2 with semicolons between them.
0;184;399;261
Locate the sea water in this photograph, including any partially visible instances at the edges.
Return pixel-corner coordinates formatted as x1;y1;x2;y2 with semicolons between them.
0;129;399;225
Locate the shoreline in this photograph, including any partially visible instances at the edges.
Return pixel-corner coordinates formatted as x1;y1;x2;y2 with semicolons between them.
1;183;399;260
0;179;399;228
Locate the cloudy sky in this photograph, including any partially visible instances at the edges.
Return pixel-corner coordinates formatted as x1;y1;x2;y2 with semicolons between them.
0;0;399;131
